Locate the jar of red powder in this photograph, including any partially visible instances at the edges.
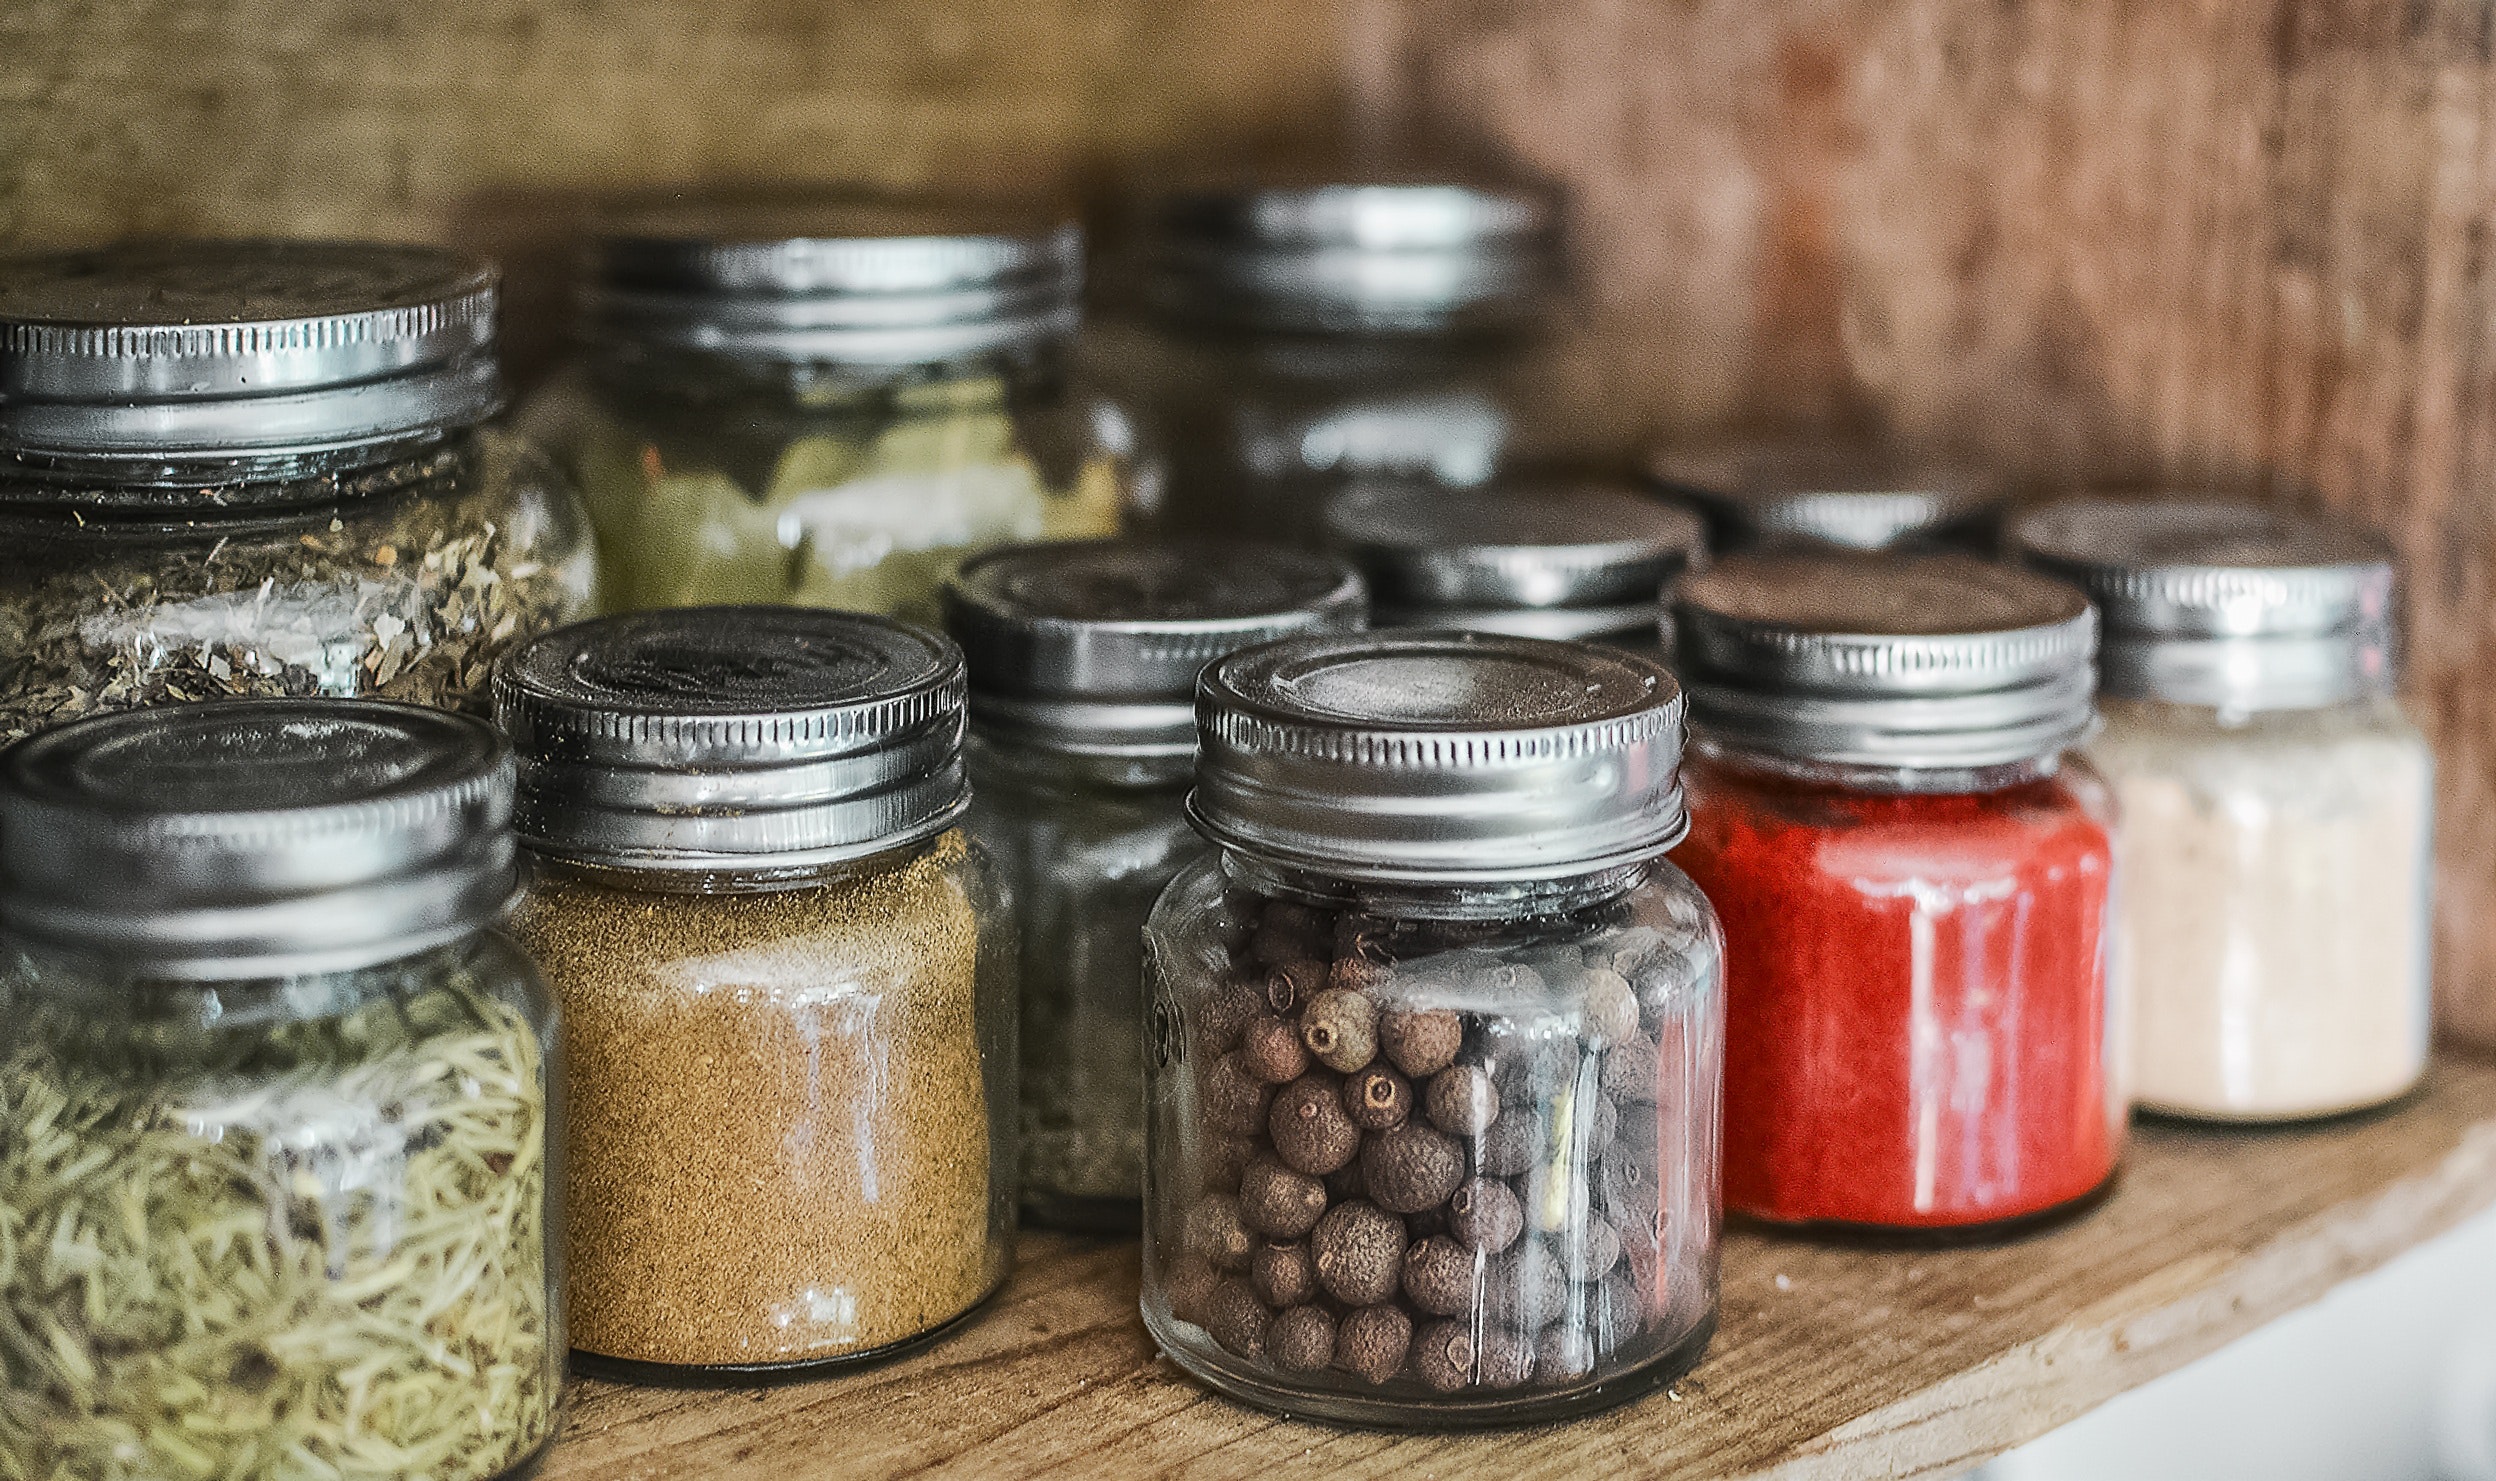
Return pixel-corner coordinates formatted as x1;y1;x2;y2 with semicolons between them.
1669;552;2121;1233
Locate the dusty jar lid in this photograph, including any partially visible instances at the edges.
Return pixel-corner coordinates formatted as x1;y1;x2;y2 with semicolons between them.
0;239;502;461
1675;552;2097;769
0;699;514;978
2010;496;2399;709
1189;631;1687;885
943;538;1367;757
583;196;1082;364
1645;436;2006;552
494;607;968;872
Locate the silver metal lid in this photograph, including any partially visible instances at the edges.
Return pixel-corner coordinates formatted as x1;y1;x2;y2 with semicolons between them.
1675;552;2098;769
944;539;1367;757
2009;496;2398;709
1189;631;1687;884
1324;479;1704;612
1137;181;1562;334
0;239;502;459
0;699;513;978
494;607;968;871
584;197;1082;364
1646;436;2006;552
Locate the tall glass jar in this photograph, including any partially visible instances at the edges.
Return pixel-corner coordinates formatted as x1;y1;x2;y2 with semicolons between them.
1669;553;2123;1233
0;240;598;742
943;538;1365;1230
1645;435;2009;554
519;199;1122;629
1142;633;1724;1427
497;607;1014;1380
2015;499;2433;1121
1098;181;1565;546
0;699;562;1481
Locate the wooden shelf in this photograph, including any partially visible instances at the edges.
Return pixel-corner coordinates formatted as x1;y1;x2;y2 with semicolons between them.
543;1050;2496;1480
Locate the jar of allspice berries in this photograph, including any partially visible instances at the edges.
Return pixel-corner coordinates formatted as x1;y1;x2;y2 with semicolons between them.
1142;631;1725;1426
498;606;1014;1380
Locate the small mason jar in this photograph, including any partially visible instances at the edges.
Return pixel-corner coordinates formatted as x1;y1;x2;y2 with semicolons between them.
1322;478;1704;653
1645;435;2009;554
0;699;563;1481
943;538;1366;1230
1669;553;2122;1233
498;606;1013;1380
1098;181;1565;545
0;239;598;742
2015;498;2433;1121
1142;632;1724;1426
519;199;1123;628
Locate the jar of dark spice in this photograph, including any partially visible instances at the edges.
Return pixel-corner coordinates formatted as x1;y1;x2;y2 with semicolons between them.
0;239;598;741
498;606;1012;1379
944;538;1365;1230
1669;552;2122;1233
1142;632;1724;1426
0;699;562;1481
1644;435;2009;554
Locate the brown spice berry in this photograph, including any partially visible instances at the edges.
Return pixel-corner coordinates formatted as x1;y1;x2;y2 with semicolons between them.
1598;1149;1662;1233
1183;1193;1257;1271
1597;1270;1647;1355
1165;1254;1220;1326
1360;1122;1466;1215
1239;1013;1311;1084
1261;898;1331;946
1537;1322;1596;1383
1336;1304;1412;1385
1448;1177;1525;1254
1200;1134;1254;1195
1380;1006;1462;1078
1331;912;1385;961
1201;1052;1274;1137
1475;1113;1542;1178
1324;1159;1367;1204
1425;1063;1500;1137
1268;1305;1337;1373
1204;1277;1270;1358
1476;1330;1536;1389
1300;987;1378;1073
1412;1318;1476;1392
1311;1200;1406;1306
1342;1063;1412;1131
1264;957;1330;1014
1599;1035;1662;1104
1482;1240;1568;1329
1560;1213;1622;1283
1239;1155;1328;1239
1252;1241;1319;1308
1330;955;1393;993
1268;1073;1360;1175
1585;1091;1620;1156
1197;975;1265;1057
1400;1235;1480;1317
1581;966;1640;1047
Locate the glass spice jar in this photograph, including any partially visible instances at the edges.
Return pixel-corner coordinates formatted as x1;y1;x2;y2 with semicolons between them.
1322;478;1704;652
1669;552;2121;1233
0;239;598;742
518;198;1123;629
1097;180;1565;546
943;538;1366;1231
2014;498;2433;1121
0;699;562;1481
497;606;1013;1380
1142;632;1724;1426
1644;435;2009;555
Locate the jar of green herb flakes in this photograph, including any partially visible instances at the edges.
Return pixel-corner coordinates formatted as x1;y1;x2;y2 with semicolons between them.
942;539;1366;1230
0;699;562;1481
519;199;1124;629
0;240;599;743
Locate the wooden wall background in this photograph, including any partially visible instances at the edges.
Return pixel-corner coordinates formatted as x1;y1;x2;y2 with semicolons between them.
6;0;2496;1038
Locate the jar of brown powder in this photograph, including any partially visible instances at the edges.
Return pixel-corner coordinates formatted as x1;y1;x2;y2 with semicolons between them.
498;606;1013;1380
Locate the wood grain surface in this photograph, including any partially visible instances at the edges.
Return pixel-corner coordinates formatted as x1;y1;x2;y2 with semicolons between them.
541;1050;2496;1480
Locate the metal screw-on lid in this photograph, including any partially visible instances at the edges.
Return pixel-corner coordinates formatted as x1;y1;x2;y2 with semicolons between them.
495;606;968;872
1189;631;1687;885
0;699;513;977
2010;496;2398;709
1646;436;2006;553
1675;552;2097;770
943;539;1367;757
0;239;502;460
584;196;1082;364
1136;180;1562;334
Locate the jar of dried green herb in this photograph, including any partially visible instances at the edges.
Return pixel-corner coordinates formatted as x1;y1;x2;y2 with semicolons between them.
0;239;599;743
498;605;1014;1379
942;538;1366;1230
0;698;562;1481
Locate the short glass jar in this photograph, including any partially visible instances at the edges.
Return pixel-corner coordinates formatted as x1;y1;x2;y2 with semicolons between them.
1645;435;2009;554
497;606;1013;1379
0;239;597;742
0;699;562;1481
2016;498;2433;1121
944;538;1366;1229
520;199;1122;628
1142;632;1724;1427
1669;553;2123;1232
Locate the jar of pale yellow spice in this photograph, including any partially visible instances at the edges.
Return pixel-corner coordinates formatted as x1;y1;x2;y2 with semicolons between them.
498;606;1013;1379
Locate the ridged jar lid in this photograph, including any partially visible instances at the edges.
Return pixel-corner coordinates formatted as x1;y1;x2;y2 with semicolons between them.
1323;479;1705;613
1646;436;2005;552
0;699;513;977
584;196;1082;363
0;239;502;459
943;539;1367;757
494;607;968;871
1189;631;1687;884
1675;552;2097;769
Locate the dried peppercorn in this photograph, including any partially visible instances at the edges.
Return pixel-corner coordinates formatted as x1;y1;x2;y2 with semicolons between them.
1380;1006;1462;1078
1252;1241;1319;1308
1342;1063;1412;1131
1312;1200;1405;1306
1474;1113;1541;1178
1264;958;1330;1013
1359;1122;1464;1215
1425;1064;1499;1137
1448;1177;1524;1254
1269;1305;1337;1373
1400;1236;1478;1317
1184;1193;1257;1271
1558;1213;1621;1282
1239;1155;1329;1239
1269;1073;1360;1175
1202;1053;1275;1137
1336;1304;1412;1385
1536;1323;1595;1383
1240;1014;1312;1084
1482;1241;1567;1330
1599;1036;1661;1103
1198;975;1266;1057
1331;956;1393;993
1412;1319;1475;1392
1206;1278;1271;1359
1300;987;1378;1073
1166;1254;1220;1326
1580;966;1640;1047
1476;1331;1535;1390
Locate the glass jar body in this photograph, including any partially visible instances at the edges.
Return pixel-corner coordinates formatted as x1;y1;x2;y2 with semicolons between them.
2089;694;2433;1121
0;930;564;1481
1139;851;1725;1427
1674;749;2123;1232
504;830;1015;1378
0;430;598;742
520;342;1122;629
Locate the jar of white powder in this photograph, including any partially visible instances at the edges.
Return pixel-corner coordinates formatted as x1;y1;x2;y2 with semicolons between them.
2013;498;2434;1121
